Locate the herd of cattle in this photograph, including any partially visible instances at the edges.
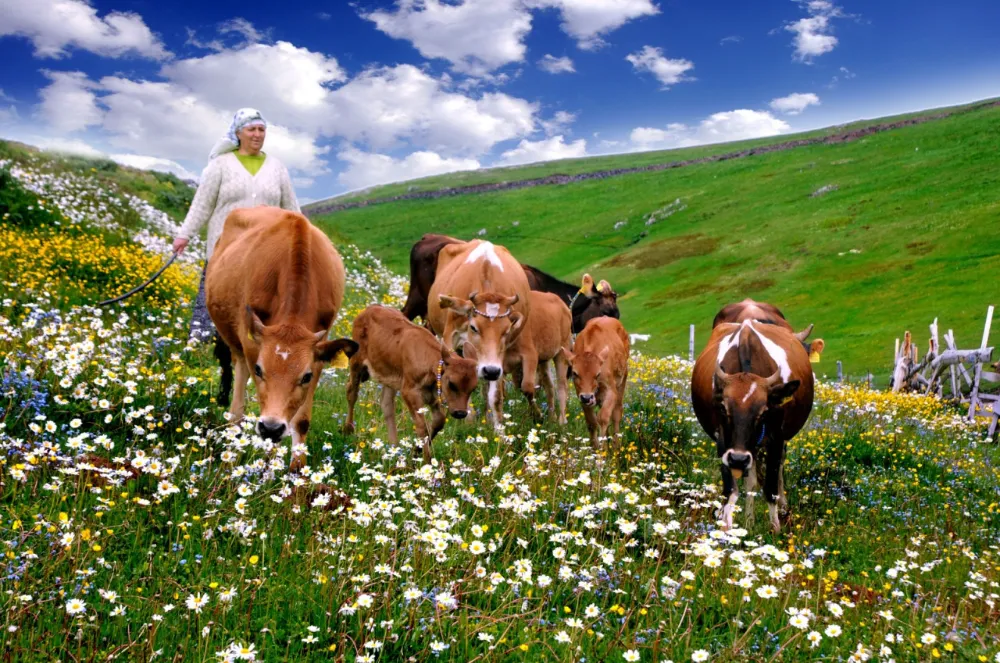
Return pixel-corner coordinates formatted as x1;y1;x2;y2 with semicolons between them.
203;207;825;532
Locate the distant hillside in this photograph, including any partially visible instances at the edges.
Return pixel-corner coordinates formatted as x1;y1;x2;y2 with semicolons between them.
310;98;1000;379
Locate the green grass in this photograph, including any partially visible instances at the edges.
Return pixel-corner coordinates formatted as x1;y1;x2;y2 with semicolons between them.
312;100;1000;380
3;146;1000;662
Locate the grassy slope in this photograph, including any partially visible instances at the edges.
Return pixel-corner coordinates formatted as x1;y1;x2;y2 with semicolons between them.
306;98;998;206
313;103;1000;379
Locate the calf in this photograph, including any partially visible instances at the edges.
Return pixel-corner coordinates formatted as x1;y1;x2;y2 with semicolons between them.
207;207;358;472
344;306;479;463
505;291;571;424
690;318;814;533
561;317;630;447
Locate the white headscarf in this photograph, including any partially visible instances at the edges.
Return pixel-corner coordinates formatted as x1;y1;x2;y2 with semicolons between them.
208;107;268;160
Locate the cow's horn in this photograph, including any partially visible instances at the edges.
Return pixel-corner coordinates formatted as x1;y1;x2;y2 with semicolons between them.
793;323;814;343
765;369;783;387
715;364;732;386
506;293;519;306
468;291;478;303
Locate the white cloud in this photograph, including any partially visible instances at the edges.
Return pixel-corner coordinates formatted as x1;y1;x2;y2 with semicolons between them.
337;147;480;189
35;136;104;157
537;54;575;74
769;92;820;115
499;135;587;165
0;0;169;60
626;46;695;89
20;134;199;181
630;110;790;150
720;35;742;46
529;0;660;50
362;0;532;75
185;17;271;52
785;0;844;62
540;110;577;136
828;66;856;88
108;154;200;181
38;70;103;133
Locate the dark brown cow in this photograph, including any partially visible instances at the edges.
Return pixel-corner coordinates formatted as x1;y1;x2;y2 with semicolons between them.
401;233;619;333
712;298;825;360
344;305;479;463
207;207;358;471
691;317;815;532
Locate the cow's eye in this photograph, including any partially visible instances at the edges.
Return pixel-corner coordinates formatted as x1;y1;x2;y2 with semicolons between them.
254;364;264;379
300;372;313;386
469;324;480;334
448;381;458;391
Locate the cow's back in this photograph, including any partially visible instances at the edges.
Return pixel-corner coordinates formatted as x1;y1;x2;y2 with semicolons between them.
576;317;629;371
528;291;571;361
712;299;793;331
207;207;344;349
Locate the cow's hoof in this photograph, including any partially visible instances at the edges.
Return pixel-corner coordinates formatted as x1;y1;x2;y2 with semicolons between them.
289;455;305;473
342;422;355;436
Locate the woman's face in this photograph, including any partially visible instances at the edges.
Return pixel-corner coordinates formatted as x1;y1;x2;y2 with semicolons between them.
237;124;266;153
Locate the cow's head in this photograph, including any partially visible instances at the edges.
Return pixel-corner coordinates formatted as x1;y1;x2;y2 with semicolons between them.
712;366;800;478
572;275;620;334
794;324;825;362
439;292;524;381
439;342;480;419
244;306;358;441
560;345;609;407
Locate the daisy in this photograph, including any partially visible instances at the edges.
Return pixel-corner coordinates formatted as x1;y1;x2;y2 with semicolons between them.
825;624;842;638
624;650;640;662
692;651;710;662
186;593;209;613
807;631;823;648
65;599;86;616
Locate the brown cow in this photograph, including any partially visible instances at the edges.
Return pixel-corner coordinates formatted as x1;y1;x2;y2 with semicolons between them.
343;305;480;463
713;298;825;360
691;318;815;532
560;317;630;447
427;240;535;424
505;291;571;424
207;207;358;471
401;233;619;333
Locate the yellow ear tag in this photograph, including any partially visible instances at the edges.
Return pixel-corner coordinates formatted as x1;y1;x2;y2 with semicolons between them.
779;395;795;407
330;350;349;369
809;351;821;363
247;330;254;343
596;282;605;293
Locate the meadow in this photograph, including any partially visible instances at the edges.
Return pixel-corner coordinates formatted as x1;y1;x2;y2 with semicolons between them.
2;144;1000;663
309;100;1000;380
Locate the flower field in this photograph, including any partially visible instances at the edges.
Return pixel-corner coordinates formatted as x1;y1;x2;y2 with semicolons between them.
2;153;1000;662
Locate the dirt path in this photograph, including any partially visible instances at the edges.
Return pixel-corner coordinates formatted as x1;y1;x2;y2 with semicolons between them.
305;100;1000;218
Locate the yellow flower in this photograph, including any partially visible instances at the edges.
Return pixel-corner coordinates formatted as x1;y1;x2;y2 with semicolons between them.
249;555;259;565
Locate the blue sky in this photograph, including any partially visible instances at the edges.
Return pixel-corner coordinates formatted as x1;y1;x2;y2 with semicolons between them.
1;0;998;201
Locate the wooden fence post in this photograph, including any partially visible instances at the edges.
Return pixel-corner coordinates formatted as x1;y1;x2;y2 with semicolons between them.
689;324;695;363
837;360;843;382
968;305;994;421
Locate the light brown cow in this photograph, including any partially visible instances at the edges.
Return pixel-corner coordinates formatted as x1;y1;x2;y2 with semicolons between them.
343;305;480;463
505;291;571;424
207;206;358;471
561;317;630;447
690;318;814;533
427;240;536;423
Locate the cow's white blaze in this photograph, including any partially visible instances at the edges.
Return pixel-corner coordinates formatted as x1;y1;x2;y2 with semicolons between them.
465;242;504;271
722;490;739;530
488;380;499;408
275;345;290;361
741;382;757;403
747;321;792;381
485;302;500;318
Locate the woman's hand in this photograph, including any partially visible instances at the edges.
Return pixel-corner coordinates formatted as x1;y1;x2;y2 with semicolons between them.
173;237;189;254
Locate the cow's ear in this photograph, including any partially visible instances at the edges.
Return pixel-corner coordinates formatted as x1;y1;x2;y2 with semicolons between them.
768;379;800;407
439;295;472;316
597;346;610;364
316;338;359;366
440;342;452;364
462;342;478;363
245;305;265;342
557;346;574;363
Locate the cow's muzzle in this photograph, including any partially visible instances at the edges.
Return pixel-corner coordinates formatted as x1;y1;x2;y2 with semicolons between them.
479;365;502;381
450;409;468;419
579;392;596;406
257;418;287;441
723;449;753;473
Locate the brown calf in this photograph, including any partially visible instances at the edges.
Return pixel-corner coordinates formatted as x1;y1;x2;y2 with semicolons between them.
690;318;815;532
207;207;358;471
505;291;571;424
561;317;630;447
344;306;479;463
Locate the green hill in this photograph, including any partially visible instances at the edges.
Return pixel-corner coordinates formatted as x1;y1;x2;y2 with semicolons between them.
310;99;1000;380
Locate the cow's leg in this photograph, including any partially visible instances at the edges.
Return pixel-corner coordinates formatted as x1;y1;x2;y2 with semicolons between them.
582;403;599;448
214;334;233;407
288;390;315;473
230;355;249;422
537;360;556;422
777;464;789;512
743;461;759;528
553;353;569;425
597;390;617;446
519;352;542;422
719;465;738;530
429;403;447;442
343;355;366;435
399;384;431;463
764;440;786;533
380;385;399;445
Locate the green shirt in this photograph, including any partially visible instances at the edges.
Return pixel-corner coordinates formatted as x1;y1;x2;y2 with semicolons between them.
235;152;266;176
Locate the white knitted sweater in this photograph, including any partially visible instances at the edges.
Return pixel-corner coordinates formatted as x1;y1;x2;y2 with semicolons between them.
177;152;300;261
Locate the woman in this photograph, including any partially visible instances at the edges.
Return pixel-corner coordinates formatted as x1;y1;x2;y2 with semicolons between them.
173;107;300;342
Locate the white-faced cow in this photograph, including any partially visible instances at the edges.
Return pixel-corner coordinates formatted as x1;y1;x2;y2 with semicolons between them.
402;233;619;334
427;240;535;423
713;298;825;361
344;305;479;463
207;207;358;471
691;317;814;532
